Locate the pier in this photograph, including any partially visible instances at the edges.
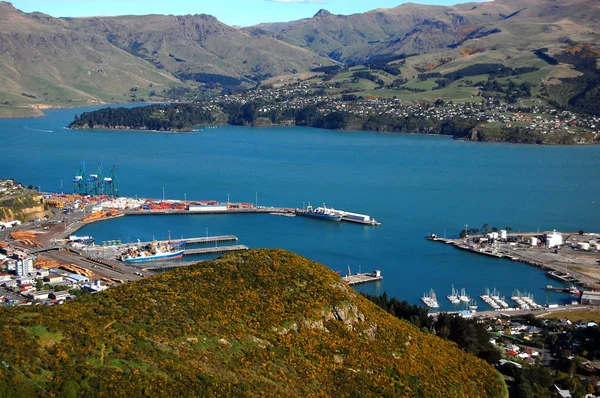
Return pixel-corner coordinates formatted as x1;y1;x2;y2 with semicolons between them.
183;245;248;256
124;208;292;216
133;235;239;246
343;270;383;285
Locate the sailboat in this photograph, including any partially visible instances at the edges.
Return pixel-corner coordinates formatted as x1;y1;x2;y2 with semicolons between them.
468;298;478;311
447;285;460;304
459;288;470;302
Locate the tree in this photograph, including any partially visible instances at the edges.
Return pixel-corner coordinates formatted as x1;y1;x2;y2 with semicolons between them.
36;279;43;290
482;223;489;234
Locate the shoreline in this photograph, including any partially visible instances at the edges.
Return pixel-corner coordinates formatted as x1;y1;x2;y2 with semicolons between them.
68;122;600;146
5;102;596;146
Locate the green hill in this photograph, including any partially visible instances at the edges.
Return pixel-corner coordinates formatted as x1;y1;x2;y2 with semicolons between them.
0;2;332;117
253;0;599;65
0;249;507;397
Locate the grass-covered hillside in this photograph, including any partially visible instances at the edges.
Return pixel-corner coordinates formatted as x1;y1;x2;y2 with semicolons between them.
0;180;48;222
0;249;507;397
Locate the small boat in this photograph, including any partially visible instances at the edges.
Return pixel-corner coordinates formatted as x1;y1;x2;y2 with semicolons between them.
447;285;460;304
421;289;440;308
468;299;478;311
566;285;581;295
459;288;469;302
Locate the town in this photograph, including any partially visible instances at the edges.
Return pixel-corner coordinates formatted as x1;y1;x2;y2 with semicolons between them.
200;82;600;144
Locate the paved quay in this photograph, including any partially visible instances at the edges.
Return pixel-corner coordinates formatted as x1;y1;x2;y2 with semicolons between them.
428;233;600;288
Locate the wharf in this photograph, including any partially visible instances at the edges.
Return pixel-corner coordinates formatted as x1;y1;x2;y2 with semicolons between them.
183;245;248;256
134;235;238;246
427;233;599;288
546;270;579;283
341;216;381;226
343;271;383;285
142;262;200;271
124;208;292;216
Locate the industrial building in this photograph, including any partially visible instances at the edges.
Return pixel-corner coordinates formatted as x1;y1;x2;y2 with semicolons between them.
581;291;600;306
544;230;563;248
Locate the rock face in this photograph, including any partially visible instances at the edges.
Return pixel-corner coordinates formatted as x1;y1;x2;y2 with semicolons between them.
0;249;507;397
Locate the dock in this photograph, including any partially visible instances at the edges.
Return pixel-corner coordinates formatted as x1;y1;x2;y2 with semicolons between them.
426;232;598;287
124;208;292;216
183;245;248;256
343;270;383;285
133;235;239;246
546;270;579;283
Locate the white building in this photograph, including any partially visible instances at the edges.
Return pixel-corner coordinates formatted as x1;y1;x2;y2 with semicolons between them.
545;230;563;248
16;259;34;276
36;269;50;278
83;280;109;293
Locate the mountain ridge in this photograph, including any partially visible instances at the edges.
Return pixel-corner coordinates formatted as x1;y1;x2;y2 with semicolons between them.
0;0;598;117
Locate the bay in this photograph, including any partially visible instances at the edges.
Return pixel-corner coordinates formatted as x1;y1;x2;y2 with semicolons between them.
1;105;599;309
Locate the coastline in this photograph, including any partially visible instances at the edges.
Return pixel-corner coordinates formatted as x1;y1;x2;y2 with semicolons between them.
68;122;600;146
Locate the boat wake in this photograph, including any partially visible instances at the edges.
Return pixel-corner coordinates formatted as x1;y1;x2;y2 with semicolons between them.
24;126;53;133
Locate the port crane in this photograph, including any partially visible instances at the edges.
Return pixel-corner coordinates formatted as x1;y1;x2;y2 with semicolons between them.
103;163;119;197
88;156;104;196
73;159;87;195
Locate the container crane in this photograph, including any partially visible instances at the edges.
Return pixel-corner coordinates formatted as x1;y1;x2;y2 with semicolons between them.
88;156;104;196
103;164;119;197
73;159;87;195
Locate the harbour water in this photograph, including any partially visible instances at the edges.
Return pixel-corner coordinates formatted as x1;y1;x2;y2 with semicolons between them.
1;105;599;309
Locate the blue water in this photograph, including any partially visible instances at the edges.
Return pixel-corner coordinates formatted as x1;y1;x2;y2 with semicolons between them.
1;106;599;309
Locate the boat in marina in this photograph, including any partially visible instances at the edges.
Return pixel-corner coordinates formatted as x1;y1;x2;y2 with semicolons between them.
298;203;343;222
481;288;500;310
468;298;478;311
447;285;460;304
118;240;184;263
422;289;440;308
458;288;470;302
488;288;508;308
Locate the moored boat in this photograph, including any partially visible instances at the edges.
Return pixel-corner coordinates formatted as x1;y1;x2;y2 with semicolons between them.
447;285;460;304
422;289;440;308
298;203;342;221
118;240;184;263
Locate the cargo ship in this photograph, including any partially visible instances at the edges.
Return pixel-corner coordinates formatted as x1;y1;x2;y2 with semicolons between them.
298;204;342;221
118;240;184;263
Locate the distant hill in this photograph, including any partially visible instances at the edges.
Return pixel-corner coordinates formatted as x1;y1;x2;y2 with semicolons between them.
0;0;598;118
0;249;507;397
0;1;332;116
252;0;600;64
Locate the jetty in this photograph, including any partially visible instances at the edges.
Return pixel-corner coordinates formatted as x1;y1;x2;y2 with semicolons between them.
133;235;239;246
124;207;292;216
183;245;248;256
343;269;383;285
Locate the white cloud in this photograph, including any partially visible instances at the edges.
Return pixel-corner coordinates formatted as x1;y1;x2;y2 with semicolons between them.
266;0;327;4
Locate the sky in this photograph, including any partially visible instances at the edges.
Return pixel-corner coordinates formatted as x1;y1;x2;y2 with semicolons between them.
6;0;462;26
